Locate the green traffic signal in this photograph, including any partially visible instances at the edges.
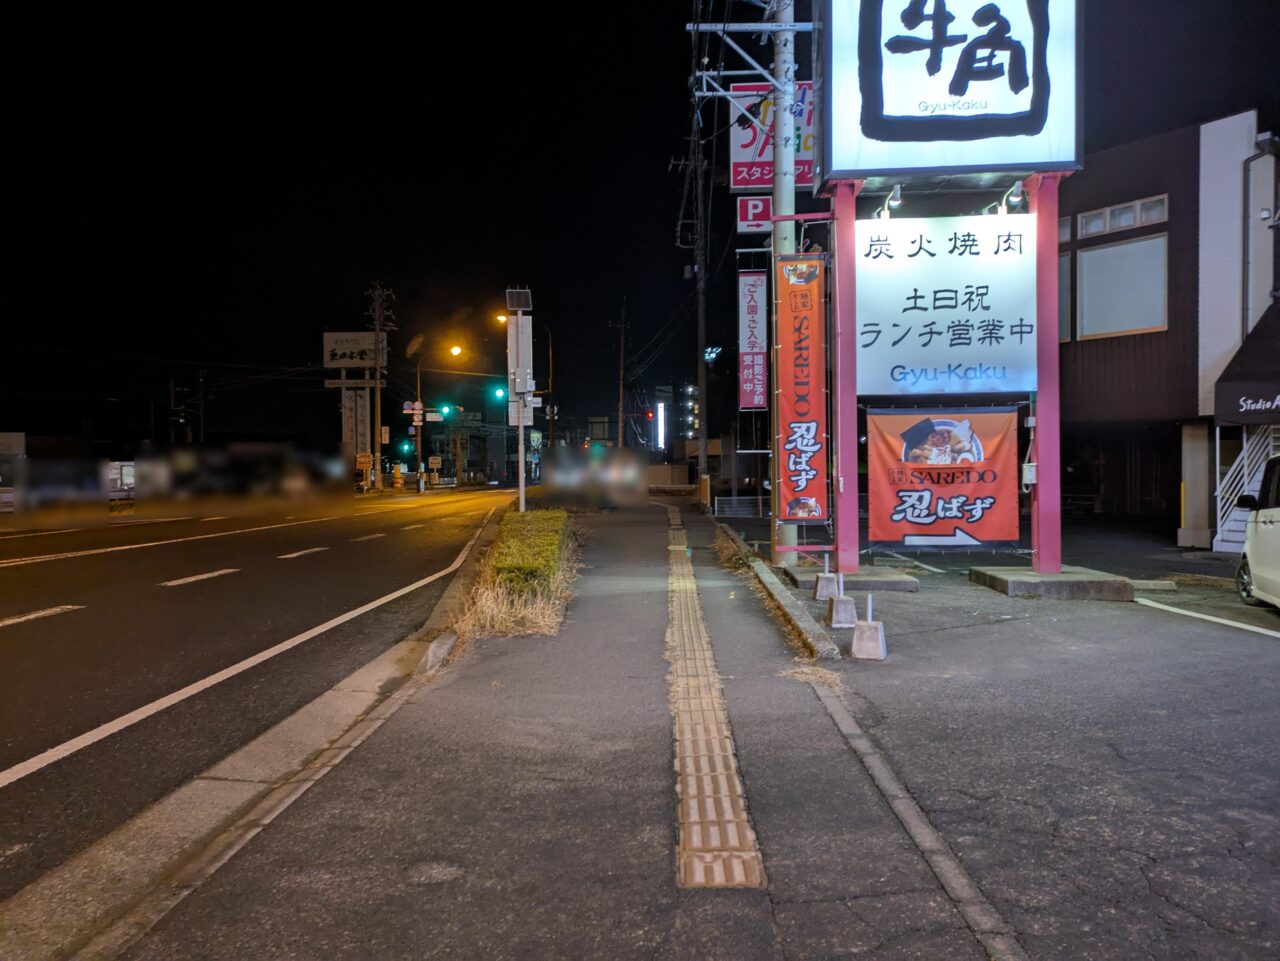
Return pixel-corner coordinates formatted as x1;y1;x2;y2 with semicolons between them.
441;405;451;416
494;387;505;398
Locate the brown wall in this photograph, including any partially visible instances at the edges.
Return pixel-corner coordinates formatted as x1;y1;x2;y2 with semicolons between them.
1058;125;1201;424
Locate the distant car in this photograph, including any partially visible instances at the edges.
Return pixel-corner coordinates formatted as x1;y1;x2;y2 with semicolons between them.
1236;454;1280;609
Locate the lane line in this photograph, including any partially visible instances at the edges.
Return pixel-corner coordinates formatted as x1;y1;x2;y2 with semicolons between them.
0;528;86;541
278;547;329;559
0;510;494;791
351;533;386;542
401;524;425;531
1135;597;1280;639
0;605;86;629
0;516;339;569
200;516;230;522
112;517;193;527
159;569;240;587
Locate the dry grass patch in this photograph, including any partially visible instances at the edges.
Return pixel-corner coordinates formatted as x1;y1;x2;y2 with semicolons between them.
778;665;842;691
713;527;755;571
454;510;581;640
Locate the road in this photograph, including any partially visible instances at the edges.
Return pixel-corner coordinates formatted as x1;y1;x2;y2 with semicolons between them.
0;488;510;899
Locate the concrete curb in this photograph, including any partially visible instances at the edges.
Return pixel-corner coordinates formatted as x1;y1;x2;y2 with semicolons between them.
714;521;842;661
0;504;508;961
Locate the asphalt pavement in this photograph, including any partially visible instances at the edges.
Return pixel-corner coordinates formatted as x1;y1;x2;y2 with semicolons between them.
0;488;510;899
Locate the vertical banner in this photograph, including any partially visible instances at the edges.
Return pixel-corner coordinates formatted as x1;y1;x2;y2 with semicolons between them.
867;408;1019;547
775;255;828;522
738;271;768;410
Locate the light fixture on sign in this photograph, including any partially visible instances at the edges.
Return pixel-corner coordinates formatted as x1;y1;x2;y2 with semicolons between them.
657;401;666;447
878;184;904;220
998;180;1025;215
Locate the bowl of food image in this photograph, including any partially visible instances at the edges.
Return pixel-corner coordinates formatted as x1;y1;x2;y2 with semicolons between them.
899;417;983;465
787;496;824;518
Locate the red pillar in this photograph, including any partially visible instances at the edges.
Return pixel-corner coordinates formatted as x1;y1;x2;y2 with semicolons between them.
1027;173;1066;573
831;181;864;573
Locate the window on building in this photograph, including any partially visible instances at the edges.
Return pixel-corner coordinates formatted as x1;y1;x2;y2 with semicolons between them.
1079;210;1106;237
1058;217;1071;243
1077;235;1168;339
1058;253;1071;341
1076;195;1168;240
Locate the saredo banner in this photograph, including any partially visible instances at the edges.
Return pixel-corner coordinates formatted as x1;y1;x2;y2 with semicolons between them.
738;271;768;410
867;408;1018;546
775;255;828;522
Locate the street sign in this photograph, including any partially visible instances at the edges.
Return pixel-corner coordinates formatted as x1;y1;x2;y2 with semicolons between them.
408;425;416;436
381;426;390;445
736;196;773;234
425;412;443;422
325;379;385;389
506;313;534;394
402;401;413;412
412;400;423;412
323;332;386;368
355;453;373;469
428;455;442;469
412;415;424;426
508;399;533;427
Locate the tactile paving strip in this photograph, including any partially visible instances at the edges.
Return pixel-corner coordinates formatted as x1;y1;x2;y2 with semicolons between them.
663;506;766;889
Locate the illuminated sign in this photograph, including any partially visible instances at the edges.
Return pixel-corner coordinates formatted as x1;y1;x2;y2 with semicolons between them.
730;82;816;192
736;195;774;234
855;213;1037;394
816;0;1079;183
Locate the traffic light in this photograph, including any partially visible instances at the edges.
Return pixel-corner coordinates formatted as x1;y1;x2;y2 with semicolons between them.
494;387;506;398
400;441;412;453
645;409;654;420
441;405;451;416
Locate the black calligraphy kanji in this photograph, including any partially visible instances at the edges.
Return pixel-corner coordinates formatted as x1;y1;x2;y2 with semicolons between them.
891;323;912;347
962;284;991;311
994;231;1023;255
949;231;980;256
933;288;959;310
950;3;1029;97
908;234;937;258
1010;318;1035;343
903;288;927;312
789;290;814;311
948;318;973;347
865;236;894;259
918;320;943;346
978;318;1006;345
861;322;883;348
884;0;967;77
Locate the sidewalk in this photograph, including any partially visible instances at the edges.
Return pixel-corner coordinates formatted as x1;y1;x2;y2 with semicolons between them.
108;504;1279;960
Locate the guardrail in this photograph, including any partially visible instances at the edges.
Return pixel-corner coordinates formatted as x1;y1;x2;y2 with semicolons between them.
714;495;768;518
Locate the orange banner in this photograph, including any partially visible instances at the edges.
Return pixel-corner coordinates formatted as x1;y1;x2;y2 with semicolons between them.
775;256;828;523
867;408;1019;547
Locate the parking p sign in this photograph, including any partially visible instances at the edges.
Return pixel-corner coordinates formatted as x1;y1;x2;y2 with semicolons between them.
736;196;772;234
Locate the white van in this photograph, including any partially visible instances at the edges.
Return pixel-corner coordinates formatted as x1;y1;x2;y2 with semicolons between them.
1236;454;1280;608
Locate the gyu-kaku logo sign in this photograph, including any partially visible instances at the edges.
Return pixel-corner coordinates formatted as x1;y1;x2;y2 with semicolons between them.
817;0;1078;181
855;213;1037;394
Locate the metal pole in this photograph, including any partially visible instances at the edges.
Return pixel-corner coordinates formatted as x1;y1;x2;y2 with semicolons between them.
415;358;424;493
617;299;627;449
832;181;863;573
771;0;798;566
517;309;527;512
695;151;708;478
546;326;555;449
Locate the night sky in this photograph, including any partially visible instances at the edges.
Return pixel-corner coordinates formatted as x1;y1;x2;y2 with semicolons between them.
5;1;1278;454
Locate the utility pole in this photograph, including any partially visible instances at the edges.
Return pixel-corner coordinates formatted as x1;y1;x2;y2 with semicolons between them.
366;281;396;491
197;369;206;444
771;0;798;566
694;127;709;481
617;298;627;448
168;378;176;446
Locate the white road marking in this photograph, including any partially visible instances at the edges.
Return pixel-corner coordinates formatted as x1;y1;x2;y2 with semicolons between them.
1135;597;1280;640
112;517;193;526
200;516;230;522
0;516;338;569
401;524;425;530
351;533;386;542
0;605;85;629
0;528;86;541
159;569;240;587
0;510;494;791
278;547;329;559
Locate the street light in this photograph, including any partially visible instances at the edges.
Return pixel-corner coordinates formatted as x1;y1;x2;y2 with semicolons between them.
449;345;462;357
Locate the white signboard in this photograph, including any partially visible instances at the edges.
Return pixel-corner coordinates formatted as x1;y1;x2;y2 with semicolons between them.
323;332;386;368
508;398;534;427
736;196;773;234
738;271;768;410
506;314;534;394
855;213;1037;394
819;0;1078;182
730;82;816;192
